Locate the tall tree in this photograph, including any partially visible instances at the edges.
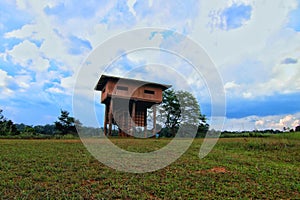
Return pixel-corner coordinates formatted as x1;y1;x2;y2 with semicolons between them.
0;109;4;122
54;110;81;135
0;109;19;136
158;89;208;137
158;89;181;136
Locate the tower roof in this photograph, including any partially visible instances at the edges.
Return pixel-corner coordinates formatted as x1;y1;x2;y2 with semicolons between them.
95;74;172;91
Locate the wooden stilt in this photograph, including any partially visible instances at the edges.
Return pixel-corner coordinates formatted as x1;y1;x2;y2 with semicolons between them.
104;104;108;136
132;101;136;137
153;104;156;135
144;108;147;138
108;98;113;136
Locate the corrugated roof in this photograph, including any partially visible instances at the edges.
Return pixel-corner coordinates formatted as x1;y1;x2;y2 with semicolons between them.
94;74;172;91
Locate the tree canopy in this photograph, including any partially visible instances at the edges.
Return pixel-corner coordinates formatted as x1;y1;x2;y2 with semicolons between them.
158;89;209;137
54;110;81;135
0;109;19;136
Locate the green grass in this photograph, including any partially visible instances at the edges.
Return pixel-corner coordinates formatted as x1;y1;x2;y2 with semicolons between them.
272;131;300;140
0;134;299;199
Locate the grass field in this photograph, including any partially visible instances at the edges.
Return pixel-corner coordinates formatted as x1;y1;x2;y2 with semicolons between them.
0;133;299;199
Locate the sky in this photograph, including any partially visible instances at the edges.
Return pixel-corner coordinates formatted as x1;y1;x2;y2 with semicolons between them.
0;0;300;131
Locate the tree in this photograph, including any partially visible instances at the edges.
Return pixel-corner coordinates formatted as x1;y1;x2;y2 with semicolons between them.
296;125;300;132
196;120;210;138
54;110;80;135
0;109;19;136
158;89;181;137
158;89;209;137
0;109;4;122
176;90;203;125
23;126;36;135
34;124;55;135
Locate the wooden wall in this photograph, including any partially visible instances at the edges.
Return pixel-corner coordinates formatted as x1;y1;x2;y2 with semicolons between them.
101;79;163;103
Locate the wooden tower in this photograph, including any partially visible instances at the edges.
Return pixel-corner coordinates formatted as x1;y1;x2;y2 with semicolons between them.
95;75;171;137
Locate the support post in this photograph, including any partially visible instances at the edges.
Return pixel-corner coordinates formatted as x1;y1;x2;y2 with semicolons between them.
144;108;147;138
104;104;108;136
153;104;157;136
131;101;136;137
108;98;113;136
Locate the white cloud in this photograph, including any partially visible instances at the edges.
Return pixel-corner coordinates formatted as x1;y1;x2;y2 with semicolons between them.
255;114;300;130
224;113;300;131
15;74;32;90
255;119;264;126
46;87;64;94
4;1;88;73
15;0;29;10
0;69;11;87
0;69;32;96
2;1;93;99
224;81;239;90
242;91;252;99
5;40;49;71
0;69;15;97
222;116;258;131
193;0;300;98
292;119;300;128
60;76;75;95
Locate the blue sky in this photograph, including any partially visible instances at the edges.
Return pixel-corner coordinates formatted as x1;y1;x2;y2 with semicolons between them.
0;0;300;131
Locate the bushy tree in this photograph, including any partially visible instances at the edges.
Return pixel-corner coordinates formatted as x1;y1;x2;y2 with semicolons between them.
34;124;55;135
15;123;35;135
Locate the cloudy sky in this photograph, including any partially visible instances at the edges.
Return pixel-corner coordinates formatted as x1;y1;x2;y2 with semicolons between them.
0;0;300;131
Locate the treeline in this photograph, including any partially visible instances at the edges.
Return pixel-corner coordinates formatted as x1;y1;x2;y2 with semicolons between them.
222;129;283;135
0;109;101;138
14;123;102;138
220;127;300;138
220;130;284;138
